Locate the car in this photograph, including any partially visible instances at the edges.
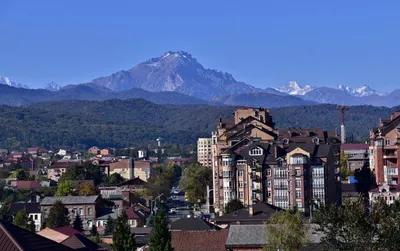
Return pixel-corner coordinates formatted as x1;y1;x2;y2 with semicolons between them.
169;208;177;214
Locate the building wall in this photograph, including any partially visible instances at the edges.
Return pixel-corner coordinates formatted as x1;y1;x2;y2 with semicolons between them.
29;213;42;232
109;158;133;180
134;160;152;182
197;138;212;167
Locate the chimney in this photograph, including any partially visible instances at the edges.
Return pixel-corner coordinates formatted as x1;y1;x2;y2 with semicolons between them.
249;204;253;217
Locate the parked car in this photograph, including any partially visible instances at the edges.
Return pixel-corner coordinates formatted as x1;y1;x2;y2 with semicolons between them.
169;208;177;214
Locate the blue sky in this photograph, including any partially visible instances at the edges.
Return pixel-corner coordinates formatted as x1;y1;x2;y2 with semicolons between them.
0;0;399;91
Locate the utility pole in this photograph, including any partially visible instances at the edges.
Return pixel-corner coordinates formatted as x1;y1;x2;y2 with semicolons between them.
206;185;213;214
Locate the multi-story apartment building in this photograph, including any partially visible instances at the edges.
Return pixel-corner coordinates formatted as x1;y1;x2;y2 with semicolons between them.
341;144;369;171
211;107;341;214
369;112;400;185
197;138;212;167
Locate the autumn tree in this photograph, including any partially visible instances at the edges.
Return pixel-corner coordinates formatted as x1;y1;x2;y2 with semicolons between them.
179;162;212;203
55;180;73;196
78;182;97;196
112;210;136;251
264;209;309;251
46;200;70;228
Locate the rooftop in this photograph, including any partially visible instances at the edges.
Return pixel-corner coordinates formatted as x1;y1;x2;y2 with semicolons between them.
341;144;369;150
10;202;41;214
171;230;228;251
214;203;283;224
40;196;99;206
169;217;221;231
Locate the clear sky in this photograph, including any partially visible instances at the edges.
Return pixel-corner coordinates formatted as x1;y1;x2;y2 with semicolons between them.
0;0;399;91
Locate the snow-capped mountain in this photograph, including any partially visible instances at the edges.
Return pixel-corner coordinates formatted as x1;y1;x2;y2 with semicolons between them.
275;81;314;95
337;84;379;97
45;82;62;91
0;76;30;89
91;50;262;99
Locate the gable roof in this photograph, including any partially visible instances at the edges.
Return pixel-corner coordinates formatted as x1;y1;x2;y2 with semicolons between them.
41;196;99;206
171;230;228;251
61;234;100;251
10;203;40;214
117;177;147;187
214;203;283;224
376;113;400;135
169;217;221;231
0;221;74;251
52;227;84;237
286;144;332;158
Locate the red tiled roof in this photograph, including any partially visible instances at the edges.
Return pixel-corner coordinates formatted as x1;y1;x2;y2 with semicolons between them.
341;144;369;150
52;226;83;236
14;181;41;190
125;208;141;220
171;230;228;251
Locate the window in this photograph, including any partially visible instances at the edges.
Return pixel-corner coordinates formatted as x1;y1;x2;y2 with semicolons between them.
267;191;272;197
266;169;271;176
88;207;93;216
296;201;302;208
223;181;233;189
239;181;244;188
239;192;244;198
223;171;232;178
312;137;319;144
79;208;83;216
238;170;243;177
295;180;301;188
385;140;391;146
296;190;301;198
266;180;271;187
283;138;289;145
34;215;38;220
222;157;233;166
295;169;301;176
249;147;263;156
291;155;307;165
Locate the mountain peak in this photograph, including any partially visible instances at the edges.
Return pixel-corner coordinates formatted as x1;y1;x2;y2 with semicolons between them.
276;81;314;95
337;84;377;97
0;76;29;89
45;82;61;91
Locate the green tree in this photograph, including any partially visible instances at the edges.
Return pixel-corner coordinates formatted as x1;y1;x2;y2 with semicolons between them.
224;199;244;214
72;214;84;232
78;182;97;196
10;169;28;181
13;209;30;230
28;219;36;232
0;205;13;223
108;173;124;185
46;200;70;228
339;150;351;179
55;180;73;196
104;215;115;235
313;197;378;250
90;225;98;236
264;209;309;251
148;209;172;251
179;162;212;203
112;210;136;251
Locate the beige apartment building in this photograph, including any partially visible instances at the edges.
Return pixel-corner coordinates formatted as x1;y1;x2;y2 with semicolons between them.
369;112;400;185
197;138;212;167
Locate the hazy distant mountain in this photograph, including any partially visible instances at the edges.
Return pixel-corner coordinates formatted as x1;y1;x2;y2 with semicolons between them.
337;84;379;97
0;76;30;89
212;92;315;108
45;82;62;91
92;51;262;99
275;81;314;95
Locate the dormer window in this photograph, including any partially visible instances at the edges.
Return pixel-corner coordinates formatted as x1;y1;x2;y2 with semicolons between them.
312;137;319;144
250;147;263;156
283;138;289;145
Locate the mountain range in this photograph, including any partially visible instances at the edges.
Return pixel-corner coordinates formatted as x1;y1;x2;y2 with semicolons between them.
1;50;399;107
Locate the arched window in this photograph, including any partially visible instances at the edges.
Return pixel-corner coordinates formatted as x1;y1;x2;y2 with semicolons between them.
249;147;263;156
312;137;319;144
283;138;289;145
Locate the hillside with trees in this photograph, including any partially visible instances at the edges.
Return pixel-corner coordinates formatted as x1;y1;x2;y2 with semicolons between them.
0;99;397;149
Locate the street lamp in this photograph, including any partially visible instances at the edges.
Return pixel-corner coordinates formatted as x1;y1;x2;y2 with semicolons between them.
151;193;163;215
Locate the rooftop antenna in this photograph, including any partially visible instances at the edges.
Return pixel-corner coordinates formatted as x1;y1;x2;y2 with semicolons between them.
337;104;349;143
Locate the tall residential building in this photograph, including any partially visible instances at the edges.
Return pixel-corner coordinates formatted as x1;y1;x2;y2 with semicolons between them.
197;138;212;167
211;107;341;214
369;112;400;185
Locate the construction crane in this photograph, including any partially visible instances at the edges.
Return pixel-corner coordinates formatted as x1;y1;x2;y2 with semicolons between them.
337;105;349;143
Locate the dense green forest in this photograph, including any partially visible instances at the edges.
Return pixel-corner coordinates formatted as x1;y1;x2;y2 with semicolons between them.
0;99;398;150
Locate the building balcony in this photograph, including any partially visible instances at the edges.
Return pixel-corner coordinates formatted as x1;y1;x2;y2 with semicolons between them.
383;154;398;159
274;175;288;179
274;185;288;190
384;166;398;176
312;172;324;177
252;187;261;193
313;184;325;188
274;196;289;201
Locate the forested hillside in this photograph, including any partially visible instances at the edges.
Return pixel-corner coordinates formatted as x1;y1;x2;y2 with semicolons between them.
0;99;397;150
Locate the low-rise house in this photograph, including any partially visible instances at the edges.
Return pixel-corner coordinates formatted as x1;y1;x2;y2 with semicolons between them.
47;160;82;181
342;183;360;202
61;233;104;251
57;149;68;156
10;202;42;231
134;160;152;181
10;180;41;190
369;183;400;205
11;151;24;158
126;207;146;227
0;222;73;251
225;224;324;251
214;203;283;227
171;230;228;251
40;196;100;229
38;226;83;243
27;147;40;157
89;146;100;155
109;158;133;180
169;217;221;231
25;191;44;203
100;148;110;156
